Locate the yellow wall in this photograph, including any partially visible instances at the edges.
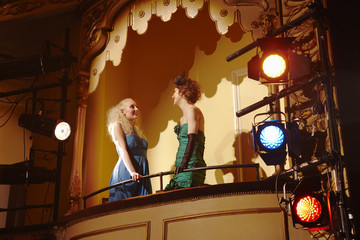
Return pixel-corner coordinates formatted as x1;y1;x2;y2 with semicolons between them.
83;4;278;206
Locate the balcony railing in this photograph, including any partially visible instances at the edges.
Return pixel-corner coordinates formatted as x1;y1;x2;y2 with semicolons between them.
83;163;260;208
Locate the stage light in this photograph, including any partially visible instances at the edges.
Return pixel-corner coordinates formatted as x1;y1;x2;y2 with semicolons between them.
261;52;288;80
247;37;310;83
294;194;322;223
258;124;286;150
253;120;288;165
290;176;332;231
252;114;301;166
19;113;71;141
54;121;71;141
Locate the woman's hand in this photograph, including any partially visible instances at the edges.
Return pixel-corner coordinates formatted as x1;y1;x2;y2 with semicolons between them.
130;172;142;182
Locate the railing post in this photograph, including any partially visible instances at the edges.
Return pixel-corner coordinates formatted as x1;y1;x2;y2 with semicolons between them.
256;165;260;181
83;197;87;209
160;172;163;191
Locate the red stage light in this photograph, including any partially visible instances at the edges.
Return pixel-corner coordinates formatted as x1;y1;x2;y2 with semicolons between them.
290;177;332;231
295;195;322;223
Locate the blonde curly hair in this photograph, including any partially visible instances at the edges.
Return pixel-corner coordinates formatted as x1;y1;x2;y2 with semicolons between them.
106;98;146;141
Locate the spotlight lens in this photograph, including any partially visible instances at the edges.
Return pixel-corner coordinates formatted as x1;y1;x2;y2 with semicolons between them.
295;195;322;223
54;122;71;141
262;54;287;79
259;125;284;149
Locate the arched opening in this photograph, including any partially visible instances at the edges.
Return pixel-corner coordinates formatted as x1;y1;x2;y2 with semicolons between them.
83;1;270;207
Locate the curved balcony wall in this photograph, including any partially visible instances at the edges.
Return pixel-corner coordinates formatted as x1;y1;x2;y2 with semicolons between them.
56;183;310;239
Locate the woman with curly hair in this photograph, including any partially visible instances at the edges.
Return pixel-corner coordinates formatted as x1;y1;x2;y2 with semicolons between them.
107;98;152;201
165;72;207;190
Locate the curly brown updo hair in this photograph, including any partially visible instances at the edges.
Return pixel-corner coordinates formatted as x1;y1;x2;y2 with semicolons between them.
173;72;201;104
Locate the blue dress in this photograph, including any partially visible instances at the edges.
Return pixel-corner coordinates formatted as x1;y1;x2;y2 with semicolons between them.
109;134;152;201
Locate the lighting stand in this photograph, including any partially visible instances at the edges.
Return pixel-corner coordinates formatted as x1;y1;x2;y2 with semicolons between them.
226;1;354;238
313;8;351;240
0;29;74;225
53;28;71;222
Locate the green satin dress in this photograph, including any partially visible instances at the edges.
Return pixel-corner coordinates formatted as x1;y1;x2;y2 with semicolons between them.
165;123;206;190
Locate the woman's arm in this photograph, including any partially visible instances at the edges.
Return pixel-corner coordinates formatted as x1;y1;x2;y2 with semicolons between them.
175;107;198;174
112;122;141;181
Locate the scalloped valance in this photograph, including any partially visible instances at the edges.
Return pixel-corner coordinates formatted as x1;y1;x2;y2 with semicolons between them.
80;0;273;93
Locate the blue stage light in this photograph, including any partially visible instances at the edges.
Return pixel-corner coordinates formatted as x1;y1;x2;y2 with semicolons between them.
253;120;288;165
259;125;285;150
256;121;287;152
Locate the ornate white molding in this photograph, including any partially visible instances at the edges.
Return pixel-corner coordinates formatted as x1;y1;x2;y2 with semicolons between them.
85;0;273;93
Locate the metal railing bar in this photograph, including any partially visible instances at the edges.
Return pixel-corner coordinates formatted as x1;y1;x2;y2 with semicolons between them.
83;164;260;208
0;204;53;212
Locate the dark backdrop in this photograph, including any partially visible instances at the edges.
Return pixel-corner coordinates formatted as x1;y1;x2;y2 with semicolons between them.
328;0;360;236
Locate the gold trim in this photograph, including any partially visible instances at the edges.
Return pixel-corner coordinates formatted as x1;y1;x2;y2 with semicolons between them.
70;221;151;240
162;207;283;240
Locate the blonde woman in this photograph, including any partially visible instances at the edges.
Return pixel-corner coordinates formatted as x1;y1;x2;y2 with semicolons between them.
107;98;152;201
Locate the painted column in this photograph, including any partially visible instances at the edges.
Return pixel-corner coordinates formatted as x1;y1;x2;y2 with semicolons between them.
67;72;89;213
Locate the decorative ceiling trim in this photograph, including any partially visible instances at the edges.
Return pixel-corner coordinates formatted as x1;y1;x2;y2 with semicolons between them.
0;0;78;22
79;0;274;93
223;0;269;10
0;1;45;16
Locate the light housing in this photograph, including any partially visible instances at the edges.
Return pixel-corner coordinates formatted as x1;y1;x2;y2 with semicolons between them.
290;176;332;231
292;194;323;223
253;120;288;165
247;37;311;83
19;113;71;141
